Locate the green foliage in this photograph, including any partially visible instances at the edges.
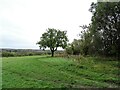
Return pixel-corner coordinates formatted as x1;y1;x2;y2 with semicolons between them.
66;25;94;56
66;39;81;55
65;44;73;55
73;2;120;58
2;56;119;88
1;50;52;57
89;2;120;58
71;39;81;55
79;25;92;55
37;28;68;57
2;51;15;57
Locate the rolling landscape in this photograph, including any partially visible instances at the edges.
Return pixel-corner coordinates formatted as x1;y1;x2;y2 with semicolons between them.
1;0;120;89
2;55;119;88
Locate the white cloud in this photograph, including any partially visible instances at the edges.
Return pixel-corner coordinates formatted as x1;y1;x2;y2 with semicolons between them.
0;0;97;49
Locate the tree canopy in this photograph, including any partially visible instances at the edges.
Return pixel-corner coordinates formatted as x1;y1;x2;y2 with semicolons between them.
37;28;68;57
66;2;120;59
89;2;120;57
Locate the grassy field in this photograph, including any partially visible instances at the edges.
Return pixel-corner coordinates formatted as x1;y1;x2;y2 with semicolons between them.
2;56;120;88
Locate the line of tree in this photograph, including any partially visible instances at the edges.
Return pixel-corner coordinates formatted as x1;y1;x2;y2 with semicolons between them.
37;2;120;59
66;2;120;59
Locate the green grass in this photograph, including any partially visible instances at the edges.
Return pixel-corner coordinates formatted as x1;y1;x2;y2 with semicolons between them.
2;56;120;88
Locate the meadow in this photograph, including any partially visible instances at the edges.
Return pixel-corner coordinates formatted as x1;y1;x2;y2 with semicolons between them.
2;56;120;88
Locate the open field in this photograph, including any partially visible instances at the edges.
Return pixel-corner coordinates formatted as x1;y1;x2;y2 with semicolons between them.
2;56;120;88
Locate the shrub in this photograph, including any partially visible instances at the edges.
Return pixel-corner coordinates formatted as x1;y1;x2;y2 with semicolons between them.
2;52;16;57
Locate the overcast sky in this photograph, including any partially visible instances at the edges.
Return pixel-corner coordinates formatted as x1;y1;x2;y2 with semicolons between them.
0;0;97;49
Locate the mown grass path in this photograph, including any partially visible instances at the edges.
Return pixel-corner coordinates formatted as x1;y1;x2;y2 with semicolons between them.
2;56;119;88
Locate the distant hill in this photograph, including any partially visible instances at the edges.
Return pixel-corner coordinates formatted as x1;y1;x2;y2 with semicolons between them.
1;48;64;57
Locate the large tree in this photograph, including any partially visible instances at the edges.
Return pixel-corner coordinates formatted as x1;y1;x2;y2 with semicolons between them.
89;2;120;58
37;28;68;57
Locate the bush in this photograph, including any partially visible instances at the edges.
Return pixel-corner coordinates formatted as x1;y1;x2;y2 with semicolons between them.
66;46;73;55
2;50;57;57
2;52;16;57
28;53;34;56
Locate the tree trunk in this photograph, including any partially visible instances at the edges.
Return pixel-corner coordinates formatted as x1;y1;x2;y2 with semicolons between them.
51;50;54;57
